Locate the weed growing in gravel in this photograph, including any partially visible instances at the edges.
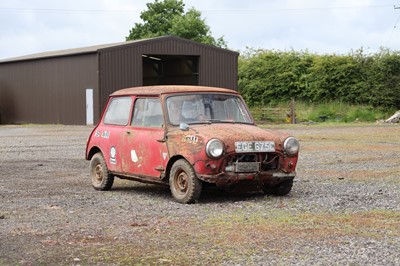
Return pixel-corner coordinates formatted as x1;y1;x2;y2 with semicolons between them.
77;209;400;265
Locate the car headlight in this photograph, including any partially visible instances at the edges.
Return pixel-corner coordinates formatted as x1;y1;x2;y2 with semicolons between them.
284;137;299;156
206;139;224;158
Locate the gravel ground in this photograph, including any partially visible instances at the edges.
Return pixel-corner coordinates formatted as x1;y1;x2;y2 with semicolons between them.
0;124;399;265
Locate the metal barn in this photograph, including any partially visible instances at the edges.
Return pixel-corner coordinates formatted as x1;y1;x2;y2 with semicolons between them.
0;36;239;125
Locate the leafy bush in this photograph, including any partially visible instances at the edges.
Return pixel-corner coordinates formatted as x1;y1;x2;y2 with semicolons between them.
239;48;400;110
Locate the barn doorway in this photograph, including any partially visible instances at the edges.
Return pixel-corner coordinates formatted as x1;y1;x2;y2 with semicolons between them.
142;55;199;86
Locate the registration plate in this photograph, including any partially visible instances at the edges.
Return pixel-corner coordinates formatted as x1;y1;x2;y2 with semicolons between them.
235;141;275;153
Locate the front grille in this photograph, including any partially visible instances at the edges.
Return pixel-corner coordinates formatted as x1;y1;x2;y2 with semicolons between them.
230;154;258;163
224;153;279;172
261;153;279;170
233;162;260;172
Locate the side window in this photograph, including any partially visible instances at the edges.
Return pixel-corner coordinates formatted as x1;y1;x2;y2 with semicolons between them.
132;98;163;128
103;97;132;125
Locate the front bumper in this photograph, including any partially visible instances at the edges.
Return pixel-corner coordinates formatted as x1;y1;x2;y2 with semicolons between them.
197;170;296;188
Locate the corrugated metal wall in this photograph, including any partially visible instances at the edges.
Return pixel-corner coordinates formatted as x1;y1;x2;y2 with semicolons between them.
98;37;238;111
0;37;238;125
0;54;98;124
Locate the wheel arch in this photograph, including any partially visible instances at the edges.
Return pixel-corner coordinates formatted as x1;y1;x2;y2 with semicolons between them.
87;146;102;160
164;155;189;182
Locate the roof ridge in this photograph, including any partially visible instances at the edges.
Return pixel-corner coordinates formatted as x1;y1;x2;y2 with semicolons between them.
0;36;238;64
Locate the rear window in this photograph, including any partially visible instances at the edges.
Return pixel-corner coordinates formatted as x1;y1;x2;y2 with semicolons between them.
103;97;132;125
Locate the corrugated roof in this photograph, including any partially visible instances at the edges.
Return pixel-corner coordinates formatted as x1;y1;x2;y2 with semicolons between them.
0;39;139;63
0;36;238;64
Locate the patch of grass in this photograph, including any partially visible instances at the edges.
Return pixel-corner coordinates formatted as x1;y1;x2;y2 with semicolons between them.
301;102;391;123
204;209;400;240
250;101;393;123
80;209;400;265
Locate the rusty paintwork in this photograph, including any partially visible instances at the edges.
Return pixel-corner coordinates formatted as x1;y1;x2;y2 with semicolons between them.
166;123;298;188
111;85;238;97
86;85;299;203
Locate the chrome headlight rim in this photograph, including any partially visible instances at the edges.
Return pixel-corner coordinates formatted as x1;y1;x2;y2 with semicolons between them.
206;139;224;158
283;137;299;156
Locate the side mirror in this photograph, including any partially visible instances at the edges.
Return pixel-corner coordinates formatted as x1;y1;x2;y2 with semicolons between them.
179;123;189;131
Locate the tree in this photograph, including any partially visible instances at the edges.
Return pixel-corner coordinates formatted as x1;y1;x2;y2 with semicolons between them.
126;0;227;48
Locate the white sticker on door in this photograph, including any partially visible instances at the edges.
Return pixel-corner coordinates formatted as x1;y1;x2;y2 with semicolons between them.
110;146;117;164
131;150;138;162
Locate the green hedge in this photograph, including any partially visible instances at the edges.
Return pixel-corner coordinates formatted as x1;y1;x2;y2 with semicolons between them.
238;48;400;110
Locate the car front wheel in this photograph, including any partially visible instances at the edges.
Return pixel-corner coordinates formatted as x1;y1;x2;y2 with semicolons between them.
90;152;114;191
169;159;202;204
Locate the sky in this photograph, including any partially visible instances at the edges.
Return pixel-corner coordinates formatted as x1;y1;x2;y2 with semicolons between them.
1;0;400;60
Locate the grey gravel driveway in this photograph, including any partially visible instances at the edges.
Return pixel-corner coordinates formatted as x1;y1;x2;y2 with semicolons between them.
0;124;399;265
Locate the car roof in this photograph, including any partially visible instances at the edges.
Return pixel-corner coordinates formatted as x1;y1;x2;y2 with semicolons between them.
110;85;239;97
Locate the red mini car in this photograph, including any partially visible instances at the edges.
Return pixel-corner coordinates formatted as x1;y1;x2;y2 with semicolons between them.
86;86;299;203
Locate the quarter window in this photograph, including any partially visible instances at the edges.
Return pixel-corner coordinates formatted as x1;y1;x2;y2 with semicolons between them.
103;97;132;125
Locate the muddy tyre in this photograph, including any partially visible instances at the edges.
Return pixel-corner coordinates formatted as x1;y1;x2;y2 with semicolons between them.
169;159;202;204
263;179;293;196
90;152;114;191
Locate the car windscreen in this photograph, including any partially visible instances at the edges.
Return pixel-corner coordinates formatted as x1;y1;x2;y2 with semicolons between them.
166;93;253;126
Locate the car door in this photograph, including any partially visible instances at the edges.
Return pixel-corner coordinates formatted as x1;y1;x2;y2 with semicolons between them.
122;97;168;179
99;96;133;174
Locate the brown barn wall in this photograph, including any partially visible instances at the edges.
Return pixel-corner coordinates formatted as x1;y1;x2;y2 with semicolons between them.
0;36;238;125
0;54;98;124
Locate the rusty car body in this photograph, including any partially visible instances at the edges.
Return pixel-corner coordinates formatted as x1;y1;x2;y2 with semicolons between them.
85;86;299;203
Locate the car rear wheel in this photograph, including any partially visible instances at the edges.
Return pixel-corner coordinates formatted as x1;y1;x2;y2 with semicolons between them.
169;159;202;204
263;179;293;196
90;152;114;191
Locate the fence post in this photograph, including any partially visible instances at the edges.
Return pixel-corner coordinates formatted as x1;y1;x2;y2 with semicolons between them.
290;99;296;124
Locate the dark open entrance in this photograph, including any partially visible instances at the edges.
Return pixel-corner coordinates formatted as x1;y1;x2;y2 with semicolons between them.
142;55;199;86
